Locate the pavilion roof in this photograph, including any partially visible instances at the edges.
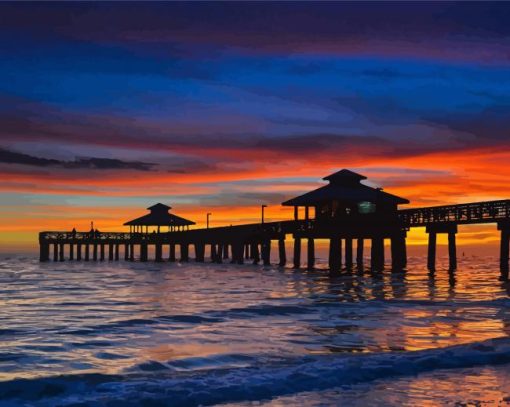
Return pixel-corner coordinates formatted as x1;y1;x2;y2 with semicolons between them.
282;169;409;206
123;203;195;226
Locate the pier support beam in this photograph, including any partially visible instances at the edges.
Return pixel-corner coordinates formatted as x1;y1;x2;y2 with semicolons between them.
262;240;271;266
307;238;315;270
53;243;58;262
39;243;49;262
215;244;223;264
108;244;114;261
328;237;341;273
169;244;176;262
245;244;250;260
370;236;384;271
293;237;301;268
59;243;64;261
194;243;204;262
232;243;244;264
278;238;286;267
251;243;260;265
223;244;229;259
345;238;353;269
77;244;82;261
93;244;98;261
356;238;363;268
69;244;74;261
427;231;437;271
140;243;148;262
85;244;90;261
129;244;134;261
448;231;457;270
427;224;457;271
124;244;129;261
498;222;510;280
391;233;407;270
115;244;119;261
180;244;189;262
155;243;163;262
210;244;217;262
100;244;105;261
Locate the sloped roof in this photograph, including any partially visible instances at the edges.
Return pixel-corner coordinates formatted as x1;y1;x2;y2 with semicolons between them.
124;203;195;226
282;169;409;206
147;203;171;211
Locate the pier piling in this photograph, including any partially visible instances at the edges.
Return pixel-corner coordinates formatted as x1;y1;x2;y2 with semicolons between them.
293;237;301;268
307;238;315;270
328;237;341;273
356;238;363;267
278;238;286;266
345;238;353;268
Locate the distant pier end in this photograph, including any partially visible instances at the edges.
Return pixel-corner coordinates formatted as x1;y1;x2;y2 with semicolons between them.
39;169;510;279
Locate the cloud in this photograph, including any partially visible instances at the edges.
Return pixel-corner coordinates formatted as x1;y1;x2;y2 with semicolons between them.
2;3;510;64
0;148;157;171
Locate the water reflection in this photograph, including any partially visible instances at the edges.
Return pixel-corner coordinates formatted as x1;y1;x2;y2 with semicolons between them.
0;256;508;383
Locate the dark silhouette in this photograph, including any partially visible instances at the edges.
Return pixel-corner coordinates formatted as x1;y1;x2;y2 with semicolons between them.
37;169;510;279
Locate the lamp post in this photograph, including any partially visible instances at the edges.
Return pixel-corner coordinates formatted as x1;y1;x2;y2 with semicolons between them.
207;213;211;229
261;205;267;224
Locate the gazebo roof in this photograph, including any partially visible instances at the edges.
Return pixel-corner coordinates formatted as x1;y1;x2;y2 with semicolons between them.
123;203;195;226
282;169;409;206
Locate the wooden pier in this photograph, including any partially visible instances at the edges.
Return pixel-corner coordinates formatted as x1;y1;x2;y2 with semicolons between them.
38;170;510;280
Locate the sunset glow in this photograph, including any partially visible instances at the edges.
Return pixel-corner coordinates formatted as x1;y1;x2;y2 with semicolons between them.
1;3;509;252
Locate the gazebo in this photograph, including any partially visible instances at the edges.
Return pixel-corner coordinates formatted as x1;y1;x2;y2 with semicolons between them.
124;203;195;233
282;169;409;220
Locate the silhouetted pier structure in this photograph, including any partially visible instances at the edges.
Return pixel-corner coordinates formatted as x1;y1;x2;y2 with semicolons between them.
39;170;510;280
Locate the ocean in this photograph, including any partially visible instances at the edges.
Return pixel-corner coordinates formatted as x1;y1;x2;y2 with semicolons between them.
0;254;509;406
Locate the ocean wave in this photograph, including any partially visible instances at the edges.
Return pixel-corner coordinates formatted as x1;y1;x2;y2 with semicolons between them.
1;336;510;406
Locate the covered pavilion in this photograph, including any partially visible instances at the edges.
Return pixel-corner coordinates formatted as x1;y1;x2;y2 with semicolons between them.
124;203;195;234
282;169;409;220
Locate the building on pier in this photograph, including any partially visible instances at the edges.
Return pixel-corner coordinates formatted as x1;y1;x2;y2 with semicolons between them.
282;169;409;220
124;203;195;233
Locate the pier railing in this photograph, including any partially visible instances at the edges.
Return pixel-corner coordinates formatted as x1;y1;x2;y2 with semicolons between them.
398;199;510;227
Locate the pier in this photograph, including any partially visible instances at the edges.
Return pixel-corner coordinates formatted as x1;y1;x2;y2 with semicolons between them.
39;170;510;280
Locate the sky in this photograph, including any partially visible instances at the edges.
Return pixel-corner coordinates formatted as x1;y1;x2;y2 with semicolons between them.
1;2;510;252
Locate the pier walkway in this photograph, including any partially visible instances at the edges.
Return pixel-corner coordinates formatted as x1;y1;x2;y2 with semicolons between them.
38;170;510;280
